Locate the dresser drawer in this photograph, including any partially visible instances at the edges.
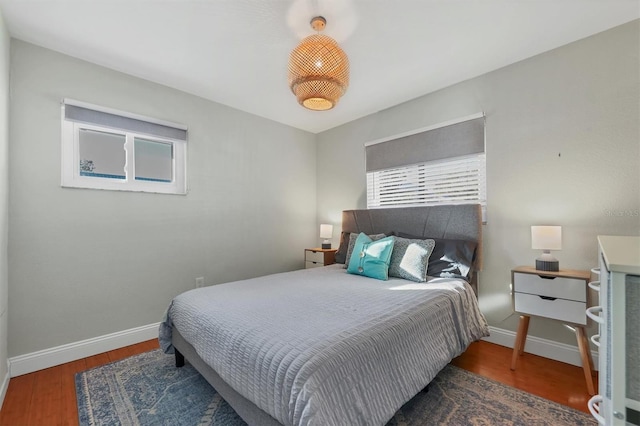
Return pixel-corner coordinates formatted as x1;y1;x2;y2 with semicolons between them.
513;272;586;302
305;261;323;269
305;250;326;263
514;292;587;325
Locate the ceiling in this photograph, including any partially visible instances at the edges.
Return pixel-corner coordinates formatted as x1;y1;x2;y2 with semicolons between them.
0;1;638;134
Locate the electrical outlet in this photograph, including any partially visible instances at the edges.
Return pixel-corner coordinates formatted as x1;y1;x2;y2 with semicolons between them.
195;277;205;288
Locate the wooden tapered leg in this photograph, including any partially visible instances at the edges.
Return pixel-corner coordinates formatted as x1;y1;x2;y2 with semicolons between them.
511;315;531;370
575;326;596;395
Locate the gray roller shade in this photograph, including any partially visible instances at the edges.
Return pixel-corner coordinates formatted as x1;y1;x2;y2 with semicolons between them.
65;103;187;141
366;117;484;172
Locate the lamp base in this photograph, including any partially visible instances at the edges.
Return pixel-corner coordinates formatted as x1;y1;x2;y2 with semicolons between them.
536;259;559;272
321;243;331;249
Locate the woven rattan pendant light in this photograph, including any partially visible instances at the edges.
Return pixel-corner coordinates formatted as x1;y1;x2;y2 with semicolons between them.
288;16;349;111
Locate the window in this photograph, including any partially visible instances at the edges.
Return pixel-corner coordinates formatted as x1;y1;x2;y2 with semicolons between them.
367;154;486;207
61;99;187;194
365;114;486;219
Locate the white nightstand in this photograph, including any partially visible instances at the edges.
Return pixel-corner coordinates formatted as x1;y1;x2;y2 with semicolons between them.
510;266;595;395
304;248;337;269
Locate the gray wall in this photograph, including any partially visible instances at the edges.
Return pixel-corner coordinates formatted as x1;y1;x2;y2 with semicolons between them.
317;21;640;346
0;9;9;385
8;40;317;357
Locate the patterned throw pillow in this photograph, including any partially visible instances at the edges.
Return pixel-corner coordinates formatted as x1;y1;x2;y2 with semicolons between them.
343;232;387;268
427;238;477;280
346;233;395;281
388;237;436;282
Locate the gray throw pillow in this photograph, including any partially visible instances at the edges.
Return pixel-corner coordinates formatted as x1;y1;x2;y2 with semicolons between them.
343;232;387;268
388;237;436;282
334;231;351;264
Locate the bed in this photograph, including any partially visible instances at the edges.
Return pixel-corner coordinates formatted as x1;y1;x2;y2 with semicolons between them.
159;204;489;426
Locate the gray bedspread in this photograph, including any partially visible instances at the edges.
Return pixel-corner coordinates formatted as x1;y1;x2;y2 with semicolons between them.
159;265;489;426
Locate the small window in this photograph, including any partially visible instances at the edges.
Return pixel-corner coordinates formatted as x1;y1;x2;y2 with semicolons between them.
61;100;187;194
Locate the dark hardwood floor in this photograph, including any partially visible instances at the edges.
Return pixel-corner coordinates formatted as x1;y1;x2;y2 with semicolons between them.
450;340;596;413
0;339;595;425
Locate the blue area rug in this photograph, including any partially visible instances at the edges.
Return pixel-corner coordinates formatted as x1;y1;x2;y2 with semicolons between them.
76;350;240;425
76;349;596;425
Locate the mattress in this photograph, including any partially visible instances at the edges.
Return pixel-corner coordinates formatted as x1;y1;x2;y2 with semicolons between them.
160;264;489;426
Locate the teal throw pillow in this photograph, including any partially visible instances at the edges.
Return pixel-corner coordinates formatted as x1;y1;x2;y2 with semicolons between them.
347;233;395;281
343;232;387;268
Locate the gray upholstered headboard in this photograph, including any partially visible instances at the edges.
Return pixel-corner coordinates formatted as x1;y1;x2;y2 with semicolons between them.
341;204;483;294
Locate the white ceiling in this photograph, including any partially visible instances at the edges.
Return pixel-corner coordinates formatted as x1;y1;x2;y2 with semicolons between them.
0;0;638;133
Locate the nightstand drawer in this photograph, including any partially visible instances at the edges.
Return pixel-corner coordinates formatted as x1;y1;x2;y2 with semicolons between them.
514;292;587;325
513;273;586;302
305;261;323;269
305;250;326;263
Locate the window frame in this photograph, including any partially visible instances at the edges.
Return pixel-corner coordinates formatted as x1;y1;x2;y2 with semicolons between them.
61;101;187;195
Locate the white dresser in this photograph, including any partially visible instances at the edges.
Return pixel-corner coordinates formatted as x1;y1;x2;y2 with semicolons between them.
588;236;640;425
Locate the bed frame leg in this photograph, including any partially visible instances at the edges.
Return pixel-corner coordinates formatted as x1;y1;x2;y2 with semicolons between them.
175;348;185;368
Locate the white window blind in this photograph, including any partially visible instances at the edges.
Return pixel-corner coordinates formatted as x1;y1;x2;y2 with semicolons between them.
367;154;486;208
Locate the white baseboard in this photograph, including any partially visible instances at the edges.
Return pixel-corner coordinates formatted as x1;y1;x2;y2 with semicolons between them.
0;362;9;409
482;326;599;369
9;322;161;377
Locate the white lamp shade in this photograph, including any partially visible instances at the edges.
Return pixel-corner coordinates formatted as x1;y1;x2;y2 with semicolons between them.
319;224;333;239
531;226;562;250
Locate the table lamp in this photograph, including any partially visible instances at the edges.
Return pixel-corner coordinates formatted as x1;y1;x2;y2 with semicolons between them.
320;224;333;249
531;225;562;272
